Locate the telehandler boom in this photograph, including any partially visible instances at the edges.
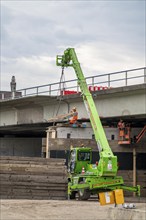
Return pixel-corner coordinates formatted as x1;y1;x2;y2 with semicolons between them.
56;48;140;201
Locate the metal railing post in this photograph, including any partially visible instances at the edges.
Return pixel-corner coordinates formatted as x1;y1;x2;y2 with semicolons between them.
92;77;94;86
144;68;146;83
2;93;4;100
36;87;38;95
49;85;51;95
108;74;110;87
125;71;128;86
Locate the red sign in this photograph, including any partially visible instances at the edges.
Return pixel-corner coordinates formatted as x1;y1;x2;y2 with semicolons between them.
88;86;112;91
62;90;79;95
61;86;112;95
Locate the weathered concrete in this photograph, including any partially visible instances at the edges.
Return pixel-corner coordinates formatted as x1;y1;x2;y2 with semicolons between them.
0;138;42;157
0;126;145;157
1;200;146;220
55;126;145;141
0;84;145;126
42;138;146;153
108;206;146;220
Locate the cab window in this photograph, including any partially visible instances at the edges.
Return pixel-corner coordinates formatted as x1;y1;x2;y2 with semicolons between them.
78;152;90;161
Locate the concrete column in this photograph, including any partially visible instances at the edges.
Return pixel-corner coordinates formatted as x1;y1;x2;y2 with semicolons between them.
133;147;136;197
46;130;50;158
46;127;57;158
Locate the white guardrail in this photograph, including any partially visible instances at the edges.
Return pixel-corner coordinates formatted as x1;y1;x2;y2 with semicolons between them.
1;67;146;100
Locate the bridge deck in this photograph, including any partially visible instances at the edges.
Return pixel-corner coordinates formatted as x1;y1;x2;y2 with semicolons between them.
0;84;145;137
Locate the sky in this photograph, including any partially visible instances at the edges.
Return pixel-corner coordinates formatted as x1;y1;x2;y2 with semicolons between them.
1;0;145;91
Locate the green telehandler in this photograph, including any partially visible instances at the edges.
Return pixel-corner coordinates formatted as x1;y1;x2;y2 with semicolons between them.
56;48;140;202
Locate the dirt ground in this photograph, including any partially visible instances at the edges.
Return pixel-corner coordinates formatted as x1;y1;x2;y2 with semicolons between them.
0;199;146;220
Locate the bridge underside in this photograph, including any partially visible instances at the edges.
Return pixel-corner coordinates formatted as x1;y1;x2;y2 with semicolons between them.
0;115;145;137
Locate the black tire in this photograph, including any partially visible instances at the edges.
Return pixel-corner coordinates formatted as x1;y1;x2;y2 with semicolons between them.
70;191;76;200
78;189;90;200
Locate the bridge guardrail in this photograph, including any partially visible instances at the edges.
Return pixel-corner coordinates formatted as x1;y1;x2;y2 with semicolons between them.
1;67;146;100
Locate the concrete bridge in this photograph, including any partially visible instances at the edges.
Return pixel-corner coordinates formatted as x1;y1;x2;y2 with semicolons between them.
0;83;145;137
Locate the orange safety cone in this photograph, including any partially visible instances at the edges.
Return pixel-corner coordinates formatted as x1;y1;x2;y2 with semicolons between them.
81;166;85;174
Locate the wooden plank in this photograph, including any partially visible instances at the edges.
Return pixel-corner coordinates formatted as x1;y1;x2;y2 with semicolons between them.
0;158;56;163
0;170;67;176
0;189;67;197
0;160;66;166
0;166;67;174
0;182;67;187
0;188;67;196
0;187;67;192
0;195;67;200
0;183;67;186
0;171;67;177
0;174;67;183
0;163;66;168
0;181;67;187
0;163;67;170
0;156;66;162
0;184;68;190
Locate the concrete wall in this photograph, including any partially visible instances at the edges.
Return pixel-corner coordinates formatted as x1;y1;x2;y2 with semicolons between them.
0;138;42;157
56;126;145;141
0;127;145;157
42;138;146;153
94;93;146;117
43;93;145;121
0;105;43;126
44;103;69;119
17;106;43;124
0;109;17;126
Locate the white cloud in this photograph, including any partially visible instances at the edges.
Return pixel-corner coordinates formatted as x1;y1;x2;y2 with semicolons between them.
76;41;145;74
1;56;59;90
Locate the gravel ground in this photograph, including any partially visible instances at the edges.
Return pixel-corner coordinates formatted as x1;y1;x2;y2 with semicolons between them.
0;199;146;220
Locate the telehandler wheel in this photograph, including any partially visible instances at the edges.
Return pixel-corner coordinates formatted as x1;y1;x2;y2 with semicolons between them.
78;189;90;200
70;191;76;200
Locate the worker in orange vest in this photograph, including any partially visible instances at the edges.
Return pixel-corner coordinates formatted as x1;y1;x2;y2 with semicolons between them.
117;119;125;141
117;119;125;130
69;107;78;124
